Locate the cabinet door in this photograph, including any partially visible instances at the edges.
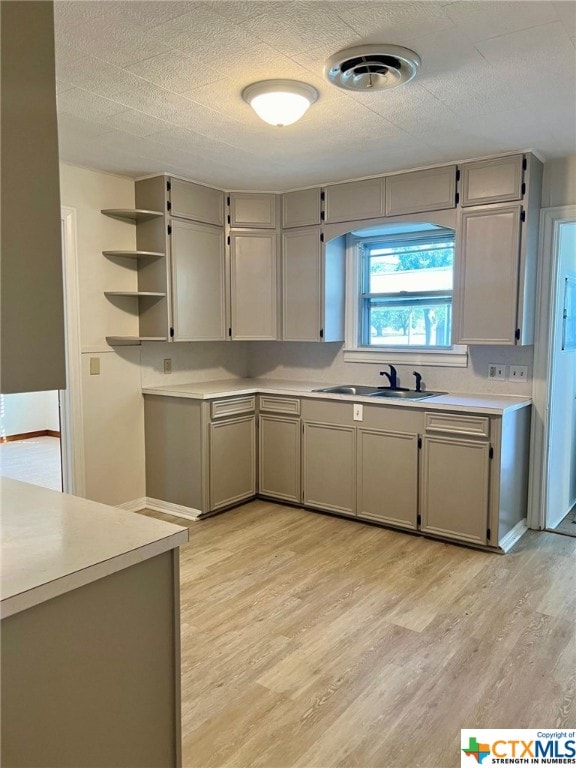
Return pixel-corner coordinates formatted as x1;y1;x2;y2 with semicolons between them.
209;415;256;511
357;428;418;530
385;165;457;216
230;231;277;340
324;178;385;223
229;192;277;228
420;435;490;545
169;178;224;226
282;188;321;228
282;227;322;341
171;219;226;341
259;414;301;503
453;204;522;345
460;155;524;207
302;422;355;515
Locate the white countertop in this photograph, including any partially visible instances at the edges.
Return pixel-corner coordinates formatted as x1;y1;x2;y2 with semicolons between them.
1;478;188;619
142;378;531;415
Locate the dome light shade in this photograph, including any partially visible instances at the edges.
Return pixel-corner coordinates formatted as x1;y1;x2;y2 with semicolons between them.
242;80;318;126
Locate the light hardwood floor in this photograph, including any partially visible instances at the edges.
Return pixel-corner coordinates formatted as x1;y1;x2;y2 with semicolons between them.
139;501;576;768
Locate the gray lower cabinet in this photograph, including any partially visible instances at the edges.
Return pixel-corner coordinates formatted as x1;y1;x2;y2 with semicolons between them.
356;427;419;530
259;414;301;503
209;414;256;511
420;434;490;546
303;421;356;515
144;394;256;515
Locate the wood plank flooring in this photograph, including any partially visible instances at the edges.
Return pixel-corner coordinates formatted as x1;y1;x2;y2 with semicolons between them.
138;501;576;768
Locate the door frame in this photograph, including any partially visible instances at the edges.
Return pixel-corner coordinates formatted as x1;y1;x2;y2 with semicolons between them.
528;204;576;529
60;206;85;496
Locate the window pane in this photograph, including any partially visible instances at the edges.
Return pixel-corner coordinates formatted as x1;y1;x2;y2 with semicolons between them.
366;302;452;347
366;242;454;294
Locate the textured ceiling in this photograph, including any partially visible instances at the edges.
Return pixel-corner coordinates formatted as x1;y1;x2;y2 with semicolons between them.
54;0;576;190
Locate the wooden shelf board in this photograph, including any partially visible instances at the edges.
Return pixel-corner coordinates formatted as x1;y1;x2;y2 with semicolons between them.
101;208;163;222
104;291;167;297
106;336;168;346
102;250;165;258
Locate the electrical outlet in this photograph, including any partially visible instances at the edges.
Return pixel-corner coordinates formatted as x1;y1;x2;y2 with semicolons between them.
353;403;363;421
89;357;100;376
509;365;528;382
488;363;506;380
163;358;172;374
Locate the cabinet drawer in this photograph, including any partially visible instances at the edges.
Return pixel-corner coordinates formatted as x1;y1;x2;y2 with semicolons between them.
211;396;256;419
259;395;301;415
425;412;490;438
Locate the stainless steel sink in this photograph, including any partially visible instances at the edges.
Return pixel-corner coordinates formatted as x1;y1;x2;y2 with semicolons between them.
312;385;381;395
312;385;445;400
368;389;445;400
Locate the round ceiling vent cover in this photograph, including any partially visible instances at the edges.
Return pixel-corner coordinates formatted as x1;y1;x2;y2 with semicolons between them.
324;45;420;92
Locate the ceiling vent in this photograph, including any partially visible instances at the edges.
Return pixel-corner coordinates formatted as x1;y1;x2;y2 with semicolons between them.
324;45;420;92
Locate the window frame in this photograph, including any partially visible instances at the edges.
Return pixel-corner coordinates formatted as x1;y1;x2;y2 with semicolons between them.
344;230;468;367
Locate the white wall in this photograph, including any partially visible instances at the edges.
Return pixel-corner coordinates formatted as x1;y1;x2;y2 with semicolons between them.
140;341;249;388
542;155;576;208
0;391;60;437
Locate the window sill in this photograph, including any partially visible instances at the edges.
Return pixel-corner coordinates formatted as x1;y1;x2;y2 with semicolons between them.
343;346;469;367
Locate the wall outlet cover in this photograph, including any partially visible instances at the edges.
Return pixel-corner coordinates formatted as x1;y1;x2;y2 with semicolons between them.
163;358;172;374
353;403;363;421
509;365;528;381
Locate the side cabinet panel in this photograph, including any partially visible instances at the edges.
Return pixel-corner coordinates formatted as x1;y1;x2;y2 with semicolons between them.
357;429;419;530
303;422;355;515
420;435;490;545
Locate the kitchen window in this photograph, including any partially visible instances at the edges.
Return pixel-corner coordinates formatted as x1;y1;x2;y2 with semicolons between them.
344;224;468;366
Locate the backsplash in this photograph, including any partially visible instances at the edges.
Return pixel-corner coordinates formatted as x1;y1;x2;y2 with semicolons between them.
247;342;534;397
140;341;249;388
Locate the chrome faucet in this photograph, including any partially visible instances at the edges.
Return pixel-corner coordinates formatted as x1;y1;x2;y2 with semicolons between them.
380;364;398;389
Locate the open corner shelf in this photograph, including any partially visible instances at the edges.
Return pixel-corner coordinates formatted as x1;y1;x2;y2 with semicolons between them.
106;336;168;346
101;208;163;222
104;291;166;298
102;250;165;259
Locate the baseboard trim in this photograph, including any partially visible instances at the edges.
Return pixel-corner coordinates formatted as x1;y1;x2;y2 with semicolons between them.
117;498;148;513
499;518;528;553
1;429;61;443
145;498;202;521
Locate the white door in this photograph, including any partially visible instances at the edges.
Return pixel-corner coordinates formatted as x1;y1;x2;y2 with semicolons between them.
547;220;576;528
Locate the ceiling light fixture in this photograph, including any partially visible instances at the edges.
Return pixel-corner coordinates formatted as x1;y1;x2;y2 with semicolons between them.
242;80;319;127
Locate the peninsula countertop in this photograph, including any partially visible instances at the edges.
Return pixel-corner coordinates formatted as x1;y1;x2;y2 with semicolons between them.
1;477;188;619
142;378;532;415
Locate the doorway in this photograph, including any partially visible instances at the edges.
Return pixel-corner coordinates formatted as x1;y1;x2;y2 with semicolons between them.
530;206;576;537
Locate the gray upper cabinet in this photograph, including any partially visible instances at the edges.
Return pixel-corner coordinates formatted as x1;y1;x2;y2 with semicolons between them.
385;165;457;216
169;178;224;226
459;154;524;207
282;188;322;228
229;192;277;228
230;230;278;340
170;219;226;341
282;229;345;342
454;204;523;345
324;177;386;224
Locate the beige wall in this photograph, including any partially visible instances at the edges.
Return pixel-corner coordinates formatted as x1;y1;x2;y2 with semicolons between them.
60;164;145;505
0;391;60;436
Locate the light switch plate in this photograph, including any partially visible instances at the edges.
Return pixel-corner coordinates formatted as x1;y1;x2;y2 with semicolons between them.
488;363;506;380
353;403;363;421
89;357;100;376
